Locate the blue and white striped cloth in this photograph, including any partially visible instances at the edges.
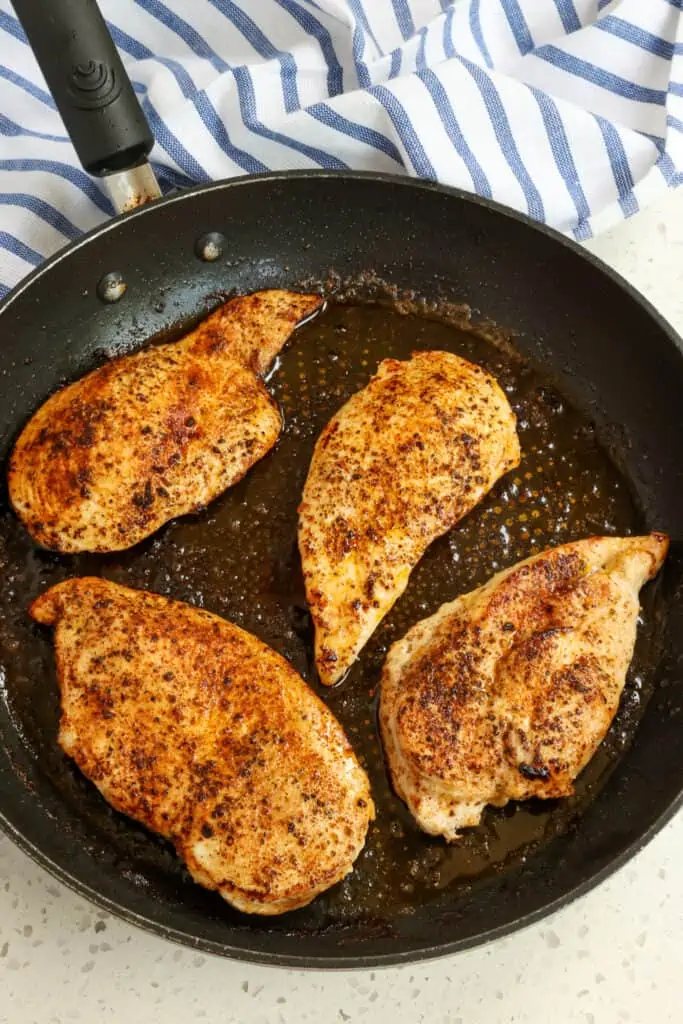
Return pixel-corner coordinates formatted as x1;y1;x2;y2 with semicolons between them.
1;0;682;297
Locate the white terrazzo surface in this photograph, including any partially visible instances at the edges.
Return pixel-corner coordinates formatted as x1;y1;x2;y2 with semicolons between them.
1;189;682;1024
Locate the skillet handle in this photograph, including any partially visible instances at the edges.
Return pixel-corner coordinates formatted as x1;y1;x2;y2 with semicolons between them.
11;0;160;201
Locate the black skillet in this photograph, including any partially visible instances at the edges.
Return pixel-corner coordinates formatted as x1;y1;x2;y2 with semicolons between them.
1;0;683;969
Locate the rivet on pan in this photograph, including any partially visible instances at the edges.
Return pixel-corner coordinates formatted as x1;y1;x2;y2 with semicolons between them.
97;271;127;303
195;232;225;262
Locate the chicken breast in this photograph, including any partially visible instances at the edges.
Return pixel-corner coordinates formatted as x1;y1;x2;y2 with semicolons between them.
31;577;373;914
380;534;668;840
299;351;520;685
10;290;322;553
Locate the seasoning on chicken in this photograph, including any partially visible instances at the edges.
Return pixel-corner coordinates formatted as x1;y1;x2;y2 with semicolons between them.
298;351;520;685
31;577;373;914
10;290;322;553
380;534;668;840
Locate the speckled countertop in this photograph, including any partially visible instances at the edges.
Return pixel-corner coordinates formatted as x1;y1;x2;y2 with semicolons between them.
2;190;682;1024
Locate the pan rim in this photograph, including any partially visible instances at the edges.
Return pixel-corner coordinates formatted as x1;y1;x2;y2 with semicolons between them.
0;168;681;354
2;791;681;969
1;169;682;968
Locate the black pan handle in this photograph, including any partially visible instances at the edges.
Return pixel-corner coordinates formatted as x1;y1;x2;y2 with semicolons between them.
11;0;154;177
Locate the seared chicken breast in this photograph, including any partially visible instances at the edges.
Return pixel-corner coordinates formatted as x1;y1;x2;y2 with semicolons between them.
299;351;520;685
10;290;322;553
380;534;668;840
31;578;373;914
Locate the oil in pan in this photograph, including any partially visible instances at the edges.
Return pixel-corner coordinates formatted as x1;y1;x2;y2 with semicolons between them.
0;300;662;928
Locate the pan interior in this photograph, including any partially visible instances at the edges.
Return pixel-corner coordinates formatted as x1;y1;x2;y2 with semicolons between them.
0;299;664;936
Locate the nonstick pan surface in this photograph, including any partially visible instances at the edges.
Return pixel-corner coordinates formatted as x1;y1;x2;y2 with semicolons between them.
1;173;683;968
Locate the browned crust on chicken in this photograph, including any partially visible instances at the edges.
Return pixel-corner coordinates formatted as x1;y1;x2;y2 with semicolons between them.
298;351;520;685
9;290;322;553
380;534;668;840
31;577;373;914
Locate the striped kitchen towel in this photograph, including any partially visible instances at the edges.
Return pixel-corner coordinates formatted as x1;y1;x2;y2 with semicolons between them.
1;0;682;296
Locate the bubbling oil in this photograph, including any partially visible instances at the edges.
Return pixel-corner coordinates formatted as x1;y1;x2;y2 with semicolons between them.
0;301;659;927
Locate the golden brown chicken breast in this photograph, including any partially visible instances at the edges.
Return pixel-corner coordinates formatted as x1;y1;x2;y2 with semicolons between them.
380;534;668;840
31;577;373;914
10;290;322;553
298;351;520;685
